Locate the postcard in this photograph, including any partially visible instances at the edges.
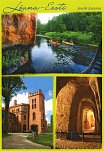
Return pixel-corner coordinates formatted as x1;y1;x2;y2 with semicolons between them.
0;0;103;150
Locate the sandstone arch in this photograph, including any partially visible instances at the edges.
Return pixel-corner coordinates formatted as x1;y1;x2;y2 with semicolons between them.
56;77;101;137
77;98;99;133
82;108;95;132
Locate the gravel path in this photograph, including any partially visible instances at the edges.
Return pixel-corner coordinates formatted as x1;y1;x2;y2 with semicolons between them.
56;139;102;149
2;133;51;149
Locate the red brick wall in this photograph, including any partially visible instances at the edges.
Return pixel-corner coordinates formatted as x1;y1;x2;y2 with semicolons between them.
9;103;29;132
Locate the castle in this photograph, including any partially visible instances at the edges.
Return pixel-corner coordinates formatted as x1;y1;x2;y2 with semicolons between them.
2;90;47;133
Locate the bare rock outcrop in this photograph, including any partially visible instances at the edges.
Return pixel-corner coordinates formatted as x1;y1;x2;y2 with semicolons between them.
2;14;37;46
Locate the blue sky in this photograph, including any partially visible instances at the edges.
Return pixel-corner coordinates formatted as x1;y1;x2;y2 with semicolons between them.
3;76;53;123
19;76;53;100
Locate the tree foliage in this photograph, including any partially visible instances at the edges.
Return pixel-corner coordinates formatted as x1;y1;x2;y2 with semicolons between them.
2;77;26;99
37;12;102;43
2;77;26;134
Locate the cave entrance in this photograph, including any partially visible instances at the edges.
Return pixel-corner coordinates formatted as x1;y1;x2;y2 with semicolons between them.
83;108;95;132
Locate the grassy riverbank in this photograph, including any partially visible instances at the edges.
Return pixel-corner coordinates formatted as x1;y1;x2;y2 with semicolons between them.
36;34;51;39
44;31;99;46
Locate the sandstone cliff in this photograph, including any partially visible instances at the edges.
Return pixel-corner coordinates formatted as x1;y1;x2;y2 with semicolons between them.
2;14;37;46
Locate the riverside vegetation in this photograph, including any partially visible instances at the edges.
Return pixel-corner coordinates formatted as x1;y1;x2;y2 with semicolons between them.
37;13;101;46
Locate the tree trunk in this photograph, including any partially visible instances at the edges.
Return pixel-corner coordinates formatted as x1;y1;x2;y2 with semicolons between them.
4;99;10;134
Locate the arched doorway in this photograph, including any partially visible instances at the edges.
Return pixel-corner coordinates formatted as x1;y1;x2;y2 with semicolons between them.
83;108;95;132
23;124;26;132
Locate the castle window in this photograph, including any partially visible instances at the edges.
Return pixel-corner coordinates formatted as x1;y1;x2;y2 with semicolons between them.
32;99;36;109
16;108;19;112
33;112;36;120
24;108;27;112
24;115;26;120
12;109;15;113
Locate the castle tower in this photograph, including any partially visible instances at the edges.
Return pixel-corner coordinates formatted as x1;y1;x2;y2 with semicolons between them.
28;90;47;133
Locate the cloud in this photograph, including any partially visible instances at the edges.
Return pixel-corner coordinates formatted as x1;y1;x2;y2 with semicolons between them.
46;112;52;124
45;99;52;113
46;90;52;98
10;92;28;106
2;103;5;108
45;99;52;123
38;13;64;24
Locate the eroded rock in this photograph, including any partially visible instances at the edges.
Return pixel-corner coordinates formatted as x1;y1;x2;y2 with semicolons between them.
2;14;37;46
56;77;101;138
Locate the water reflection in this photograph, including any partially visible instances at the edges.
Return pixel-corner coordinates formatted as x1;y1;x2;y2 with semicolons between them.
35;36;42;48
2;45;31;74
2;37;101;74
31;37;100;73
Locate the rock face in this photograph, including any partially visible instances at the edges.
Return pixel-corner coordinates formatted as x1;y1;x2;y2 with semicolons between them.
56;77;101;138
2;14;37;46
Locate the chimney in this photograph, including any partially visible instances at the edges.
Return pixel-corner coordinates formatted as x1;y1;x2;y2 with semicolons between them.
14;100;17;106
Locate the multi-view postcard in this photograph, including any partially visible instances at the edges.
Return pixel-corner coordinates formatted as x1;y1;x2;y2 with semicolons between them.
0;0;103;151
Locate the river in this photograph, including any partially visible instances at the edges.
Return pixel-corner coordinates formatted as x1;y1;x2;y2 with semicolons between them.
2;36;101;74
31;36;101;73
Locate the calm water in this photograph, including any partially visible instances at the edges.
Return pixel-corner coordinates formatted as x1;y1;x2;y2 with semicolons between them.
31;37;101;73
2;37;101;74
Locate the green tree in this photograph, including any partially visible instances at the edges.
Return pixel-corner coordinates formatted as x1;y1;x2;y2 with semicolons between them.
36;19;42;34
37;12;101;44
47;115;53;132
2;77;26;134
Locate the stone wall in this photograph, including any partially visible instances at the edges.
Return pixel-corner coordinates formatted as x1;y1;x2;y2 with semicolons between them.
2;14;37;46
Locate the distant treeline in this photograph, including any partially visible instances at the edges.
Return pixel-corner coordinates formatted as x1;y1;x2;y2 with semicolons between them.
37;13;102;44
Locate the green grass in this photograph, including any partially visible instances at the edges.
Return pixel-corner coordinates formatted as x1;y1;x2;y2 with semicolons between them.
27;133;53;147
36;34;51;39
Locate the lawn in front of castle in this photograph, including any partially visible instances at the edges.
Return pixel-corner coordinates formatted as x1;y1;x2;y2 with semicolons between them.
27;133;53;147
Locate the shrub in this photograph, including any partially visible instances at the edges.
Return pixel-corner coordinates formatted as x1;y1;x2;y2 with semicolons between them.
45;31;97;45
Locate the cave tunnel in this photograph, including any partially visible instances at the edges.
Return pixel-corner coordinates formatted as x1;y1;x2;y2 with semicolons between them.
83;108;95;132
